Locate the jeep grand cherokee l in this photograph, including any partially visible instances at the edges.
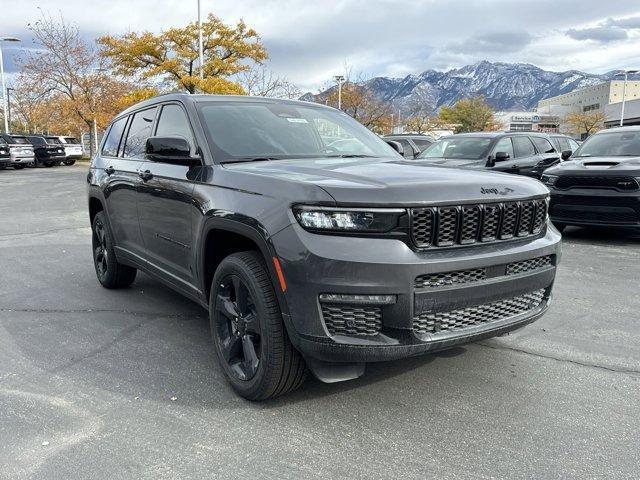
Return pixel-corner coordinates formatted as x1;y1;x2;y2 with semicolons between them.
542;126;640;232
25;135;66;167
417;132;561;179
88;94;561;400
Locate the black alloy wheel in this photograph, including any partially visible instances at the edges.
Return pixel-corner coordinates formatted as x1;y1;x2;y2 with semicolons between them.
215;275;261;381
210;251;307;400
91;211;137;288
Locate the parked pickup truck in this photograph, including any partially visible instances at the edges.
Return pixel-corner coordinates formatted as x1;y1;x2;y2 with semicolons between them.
88;94;562;400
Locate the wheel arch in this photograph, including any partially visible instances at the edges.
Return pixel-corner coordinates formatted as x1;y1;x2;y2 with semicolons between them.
199;217;290;317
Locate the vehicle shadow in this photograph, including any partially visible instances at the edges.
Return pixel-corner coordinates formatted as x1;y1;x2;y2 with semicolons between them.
560;225;640;246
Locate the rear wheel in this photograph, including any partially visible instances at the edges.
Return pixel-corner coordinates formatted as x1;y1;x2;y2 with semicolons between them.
44;162;54;168
210;251;307;400
63;160;76;166
91;212;137;288
13;164;25;170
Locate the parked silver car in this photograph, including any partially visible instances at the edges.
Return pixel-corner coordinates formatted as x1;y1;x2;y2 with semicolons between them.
0;134;36;169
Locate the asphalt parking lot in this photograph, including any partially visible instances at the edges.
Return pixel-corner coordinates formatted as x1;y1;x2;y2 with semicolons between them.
1;165;639;479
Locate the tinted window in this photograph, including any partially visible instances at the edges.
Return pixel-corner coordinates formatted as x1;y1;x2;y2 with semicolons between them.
531;136;555;154
550;137;562;152
101;116;128;157
45;137;61;144
28;137;45;146
124;107;157;158
419;137;492;159
63;137;79;144
11;136;29;144
493;137;514;158
512;136;536;157
155;104;194;150
397;139;415;158
413;139;433;149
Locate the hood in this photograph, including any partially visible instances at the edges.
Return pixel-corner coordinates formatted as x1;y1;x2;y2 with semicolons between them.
413;157;486;169
223;157;548;206
546;156;640;175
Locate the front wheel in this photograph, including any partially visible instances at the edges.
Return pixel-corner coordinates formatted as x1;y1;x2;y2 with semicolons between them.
210;251;307;400
63;160;76;166
91;212;137;288
43;162;54;168
13;164;25;170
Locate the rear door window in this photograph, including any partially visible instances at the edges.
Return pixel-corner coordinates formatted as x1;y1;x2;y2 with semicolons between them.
123;107;158;158
101;116;128;157
512;136;536;158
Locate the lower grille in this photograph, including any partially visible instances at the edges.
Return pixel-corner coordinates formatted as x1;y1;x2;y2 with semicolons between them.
415;268;486;288
551;204;639;224
507;256;552;275
321;304;382;336
413;289;546;335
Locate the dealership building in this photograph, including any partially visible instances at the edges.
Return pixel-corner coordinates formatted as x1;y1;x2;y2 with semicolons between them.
605;98;640;128
495;111;560;133
537;80;640;117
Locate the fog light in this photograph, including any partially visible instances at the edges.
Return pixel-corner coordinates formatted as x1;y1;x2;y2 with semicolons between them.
319;293;397;305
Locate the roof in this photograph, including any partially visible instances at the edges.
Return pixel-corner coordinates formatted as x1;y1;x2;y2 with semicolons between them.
449;131;550;138
596;125;640;134
117;93;330;119
384;134;433;138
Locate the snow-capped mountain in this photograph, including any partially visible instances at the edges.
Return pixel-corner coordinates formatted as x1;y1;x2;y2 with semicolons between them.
302;61;634;114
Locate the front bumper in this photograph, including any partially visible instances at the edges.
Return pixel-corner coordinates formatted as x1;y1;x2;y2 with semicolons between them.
273;223;561;363
549;188;640;228
11;155;35;165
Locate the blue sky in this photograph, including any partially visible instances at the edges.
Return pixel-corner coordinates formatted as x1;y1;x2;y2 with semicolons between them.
2;0;640;91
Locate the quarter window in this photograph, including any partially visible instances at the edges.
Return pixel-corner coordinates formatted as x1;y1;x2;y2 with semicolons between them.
512;136;536;158
102;117;128;157
531;137;555;154
123;107;158;158
155;104;195;151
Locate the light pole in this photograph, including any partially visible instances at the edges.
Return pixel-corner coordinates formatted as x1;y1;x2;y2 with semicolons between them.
616;69;638;127
333;75;345;110
198;0;204;81
6;87;13;130
0;36;20;134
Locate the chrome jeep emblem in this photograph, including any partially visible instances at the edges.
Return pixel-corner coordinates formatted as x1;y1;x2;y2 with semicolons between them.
481;187;514;196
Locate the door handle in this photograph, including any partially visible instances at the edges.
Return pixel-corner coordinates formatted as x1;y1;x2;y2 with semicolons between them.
139;169;153;181
105;166;115;175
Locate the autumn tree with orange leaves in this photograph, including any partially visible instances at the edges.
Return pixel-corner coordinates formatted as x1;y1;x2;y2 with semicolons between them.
98;14;267;94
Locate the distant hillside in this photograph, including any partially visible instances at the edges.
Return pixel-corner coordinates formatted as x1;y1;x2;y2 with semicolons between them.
302;61;635;114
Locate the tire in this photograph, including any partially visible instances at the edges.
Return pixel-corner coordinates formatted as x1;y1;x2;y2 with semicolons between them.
0;165;6;170
63;160;76;166
91;211;137;289
54;161;62;166
209;251;307;400
44;162;54;168
13;165;25;170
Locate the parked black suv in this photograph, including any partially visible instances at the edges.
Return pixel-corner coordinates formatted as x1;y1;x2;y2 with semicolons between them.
542;126;640;232
25;135;66;167
383;134;434;159
0;137;10;169
416;132;561;179
88;94;561;400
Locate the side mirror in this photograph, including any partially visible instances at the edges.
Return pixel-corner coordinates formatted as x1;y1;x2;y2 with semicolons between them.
145;136;200;166
494;151;510;162
385;140;404;157
561;150;572;160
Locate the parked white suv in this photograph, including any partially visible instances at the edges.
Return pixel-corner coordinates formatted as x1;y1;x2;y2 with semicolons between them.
57;136;84;165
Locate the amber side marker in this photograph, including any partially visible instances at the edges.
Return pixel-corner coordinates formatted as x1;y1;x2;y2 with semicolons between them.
272;257;287;292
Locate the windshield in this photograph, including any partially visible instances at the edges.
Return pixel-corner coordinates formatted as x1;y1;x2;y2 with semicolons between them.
64;137;79;144
11;136;29;144
46;137;62;144
574;131;640;157
197;101;395;162
417;137;492;160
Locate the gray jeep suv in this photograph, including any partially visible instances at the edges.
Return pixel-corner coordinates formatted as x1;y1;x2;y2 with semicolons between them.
87;94;561;400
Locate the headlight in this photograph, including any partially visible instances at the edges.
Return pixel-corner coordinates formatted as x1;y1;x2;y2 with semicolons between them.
541;174;559;186
293;206;404;232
